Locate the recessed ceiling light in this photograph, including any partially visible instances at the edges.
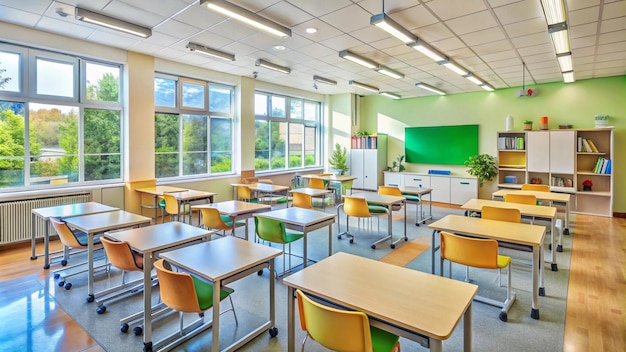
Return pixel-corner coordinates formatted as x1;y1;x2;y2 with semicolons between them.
273;45;286;51
305;27;318;34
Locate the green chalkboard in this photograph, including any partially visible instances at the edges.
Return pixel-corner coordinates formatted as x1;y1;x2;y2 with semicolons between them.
405;125;479;165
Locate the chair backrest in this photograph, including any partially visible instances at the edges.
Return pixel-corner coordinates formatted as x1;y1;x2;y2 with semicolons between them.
504;194;537;205
199;207;230;231
481;205;521;223
342;196;371;218
440;231;499;269
309;178;327;190
49;218;84;249
153;259;201;313
162;193;179;215
292;192;313;209
101;237;143;272
236;185;252;201
378;186;402;196
297;290;373;352
254;216;287;244
521;184;550;192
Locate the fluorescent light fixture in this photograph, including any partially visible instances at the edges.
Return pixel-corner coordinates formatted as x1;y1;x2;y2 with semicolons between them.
255;59;290;74
349;80;379;93
416;82;446;95
380;92;401;99
370;13;417;44
562;71;575;83
549;28;570;54
75;7;151;38
540;0;566;25
339;50;378;69
440;60;469;76
480;83;495;92
186;42;235;61
313;75;337;86
408;39;446;62
557;53;573;72
464;73;483;85
376;66;404;79
200;0;291;38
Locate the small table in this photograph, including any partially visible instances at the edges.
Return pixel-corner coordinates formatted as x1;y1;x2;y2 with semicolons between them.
104;222;213;351
340;192;407;249
191;200;271;240
256;207;335;267
398;186;433;226
63;210;152;301
167;189;216;224
300;174;357;196
135;185;188;220
288;187;333;209
31;202;118;269
429;214;545;320
159;236;283;352
283;252;477;352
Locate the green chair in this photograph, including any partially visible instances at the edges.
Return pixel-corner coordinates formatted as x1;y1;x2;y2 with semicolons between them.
254;216;305;276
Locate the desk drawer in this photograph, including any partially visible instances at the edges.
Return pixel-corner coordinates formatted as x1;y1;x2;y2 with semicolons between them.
450;178;478;205
404;175;430;188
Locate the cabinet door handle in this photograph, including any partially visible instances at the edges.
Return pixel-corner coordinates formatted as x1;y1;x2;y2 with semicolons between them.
413;178;422;181
460;182;470;185
389;183;398;186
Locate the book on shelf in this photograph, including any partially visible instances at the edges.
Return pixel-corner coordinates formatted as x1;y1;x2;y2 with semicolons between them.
606;159;612;174
587;139;599;153
498;136;524;150
594;157;603;173
582;139;593;153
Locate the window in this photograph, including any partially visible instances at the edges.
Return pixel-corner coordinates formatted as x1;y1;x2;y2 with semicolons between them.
254;93;320;172
0;44;123;191
154;74;234;178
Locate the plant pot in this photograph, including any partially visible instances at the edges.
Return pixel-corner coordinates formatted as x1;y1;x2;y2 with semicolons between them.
523;123;533;131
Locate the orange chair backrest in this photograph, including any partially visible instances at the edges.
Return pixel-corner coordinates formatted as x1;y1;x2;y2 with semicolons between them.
101;237;143;272
521;184;550;192
343;196;371;218
162;193;180;215
236;185;252;200
50;218;83;249
504;194;537;205
154;259;201;313
292;192;313;209
309;178;326;190
378;186;402;196
440;231;499;269
199;207;230;231
481;205;521;223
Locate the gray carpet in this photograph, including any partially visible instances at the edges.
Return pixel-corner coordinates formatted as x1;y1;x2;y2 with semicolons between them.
48;204;572;351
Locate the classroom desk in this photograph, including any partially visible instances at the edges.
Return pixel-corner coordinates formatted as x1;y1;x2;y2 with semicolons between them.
492;189;571;235
461;198;559;271
135;185;188;220
104;222;212;351
159;236;283;352
283;252;477;352
31;202;118;269
231;183;290;205
429;214;545;320
62;210;151;302
256;207;335;267
339;192;407;249
300;174;357;196
167;189;216;224
191;200;271;240
288;187;333;209
398;186;433;226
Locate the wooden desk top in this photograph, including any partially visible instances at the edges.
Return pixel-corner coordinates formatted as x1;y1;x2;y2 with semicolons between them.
168;189;216;201
349;192;405;206
289;187;332;196
398;186;432;196
462;199;556;219
300;174;357;182
63;210;151;234
232;183;290;192
492;189;571;203
191;200;271;216
32;202;118;219
105;222;212;254
159;236;282;281
135;186;188;196
283;252;477;340
258;207;336;227
429;214;545;246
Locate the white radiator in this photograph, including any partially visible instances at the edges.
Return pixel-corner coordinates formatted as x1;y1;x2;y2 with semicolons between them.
0;193;92;245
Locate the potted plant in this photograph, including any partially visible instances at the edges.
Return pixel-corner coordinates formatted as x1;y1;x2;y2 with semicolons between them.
464;154;498;187
328;143;348;175
594;114;608;127
523;120;533;131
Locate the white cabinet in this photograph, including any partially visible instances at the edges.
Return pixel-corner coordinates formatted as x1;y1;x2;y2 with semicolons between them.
549;130;575;174
383;172;403;187
527;131;550;172
350;134;387;191
450;177;478;205
385;172;477;205
430;176;450;203
404;174;430;188
525;130;575;191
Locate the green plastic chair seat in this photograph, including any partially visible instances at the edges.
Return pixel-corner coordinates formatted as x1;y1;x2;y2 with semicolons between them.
368;205;388;214
370;325;401;352
403;194;420;202
220;214;245;228
284;230;304;244
192;275;232;311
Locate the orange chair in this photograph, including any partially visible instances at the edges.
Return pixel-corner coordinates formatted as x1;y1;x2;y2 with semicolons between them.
235;184;257;203
291;192;313;210
504;194;537;205
198;207;245;236
481;206;521;223
521;184;550;192
337;195;390;249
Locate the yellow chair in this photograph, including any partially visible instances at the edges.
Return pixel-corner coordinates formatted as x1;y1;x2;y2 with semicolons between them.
96;237;145;314
481;205;521;223
198;207;245;237
521;184;550;192
337;195;390;249
440;231;514;322
504;194;537;205
309;174;334;207
50;218;108;290
153;259;238;339
377;186;404;212
291;192;313;210
235;184;257;203
160;193;192;223
254;216;305;276
297;289;401;352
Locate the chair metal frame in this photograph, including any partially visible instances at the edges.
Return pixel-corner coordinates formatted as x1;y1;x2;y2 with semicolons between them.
336;195;390;249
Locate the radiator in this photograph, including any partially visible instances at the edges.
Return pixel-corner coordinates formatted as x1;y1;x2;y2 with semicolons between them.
0;193;92;245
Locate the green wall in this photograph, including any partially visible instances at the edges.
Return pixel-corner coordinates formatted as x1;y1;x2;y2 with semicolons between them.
358;76;626;213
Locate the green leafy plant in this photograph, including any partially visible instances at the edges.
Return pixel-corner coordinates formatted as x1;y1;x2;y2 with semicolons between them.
354;131;371;136
464;154;498;187
396;154;405;172
328;143;349;175
523;120;533;124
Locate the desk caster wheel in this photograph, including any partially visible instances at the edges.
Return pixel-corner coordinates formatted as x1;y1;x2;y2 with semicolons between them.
557;245;563;252
499;312;508;322
415;222;420;226
563;228;569;235
54;273;61;279
134;326;143;336
371;244;376;249
61;260;68;266
64;283;72;290
390;244;395;249
539;287;545;297
44;264;50;270
531;308;540;320
269;327;278;337
349;239;354;244
548;244;551;250
30;256;37;260
404;237;408;242
86;294;94;303
96;305;106;314
337;235;342;239
120;324;129;333
143;342;152;352
551;263;558;271
257;269;264;276
58;280;65;287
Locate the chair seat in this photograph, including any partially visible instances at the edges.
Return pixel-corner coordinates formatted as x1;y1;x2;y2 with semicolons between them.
192;275;232;311
370;326;400;352
496;255;512;269
219;214;245;227
284;230;304;243
75;230;100;247
368;205;388;214
403;194;420;202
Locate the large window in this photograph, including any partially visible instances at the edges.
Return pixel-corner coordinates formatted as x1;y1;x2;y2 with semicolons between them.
155;75;234;178
254;92;320;171
0;44;123;191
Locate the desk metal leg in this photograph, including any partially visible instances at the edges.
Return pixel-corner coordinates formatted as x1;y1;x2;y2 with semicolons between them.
391;202;408;249
31;214;38;260
531;245;540;320
431;229;439;274
212;278;221;351
303;229;309;268
287;286;295;352
142;252;153;351
87;233;94;302
43;220;50;269
463;302;472;352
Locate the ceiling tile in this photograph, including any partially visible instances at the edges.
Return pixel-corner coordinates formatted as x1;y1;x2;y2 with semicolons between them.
259;1;314;27
602;1;626;20
570;23;599;38
568;6;600;26
493;1;544;25
566;0;601;12
286;0;353;17
445;11;498;35
460;27;507;46
600;17;626;33
511;32;551;48
424;0;487;20
320;5;371;33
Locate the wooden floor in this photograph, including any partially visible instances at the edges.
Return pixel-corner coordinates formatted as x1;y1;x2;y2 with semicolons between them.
0;213;624;351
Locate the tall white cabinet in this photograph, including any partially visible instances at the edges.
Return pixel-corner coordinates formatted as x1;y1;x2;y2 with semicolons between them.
526;130;576;192
350;134;387;191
